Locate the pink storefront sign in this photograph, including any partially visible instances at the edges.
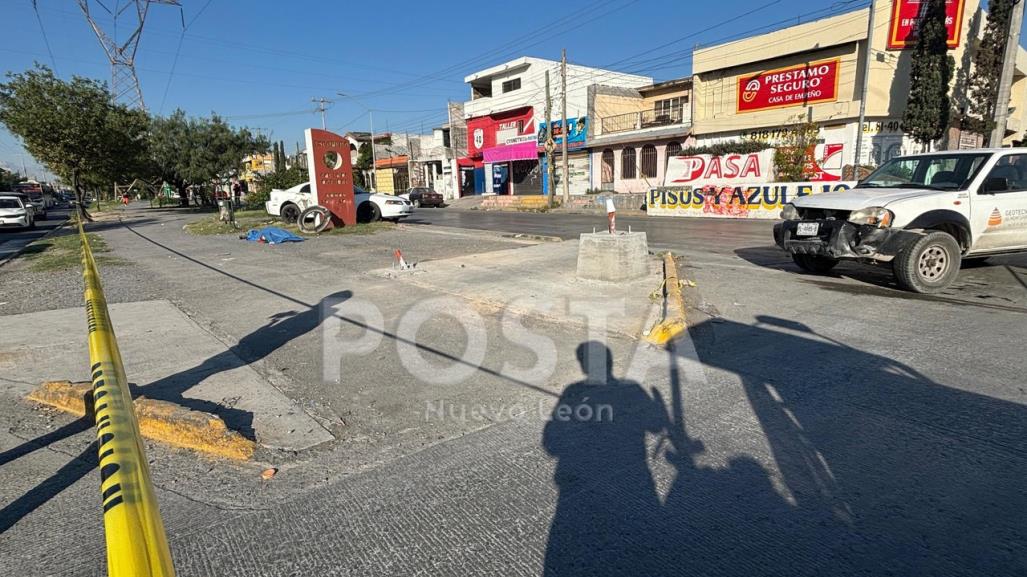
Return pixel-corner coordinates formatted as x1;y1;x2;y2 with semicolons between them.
482;141;538;163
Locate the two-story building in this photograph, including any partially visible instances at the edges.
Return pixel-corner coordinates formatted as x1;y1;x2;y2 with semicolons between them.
587;77;694;193
460;57;651;195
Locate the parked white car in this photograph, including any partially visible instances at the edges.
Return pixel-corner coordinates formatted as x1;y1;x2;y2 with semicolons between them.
265;182;412;223
0;194;36;230
775;149;1027;293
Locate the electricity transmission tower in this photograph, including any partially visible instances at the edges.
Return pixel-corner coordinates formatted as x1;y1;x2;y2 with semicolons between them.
77;0;180;110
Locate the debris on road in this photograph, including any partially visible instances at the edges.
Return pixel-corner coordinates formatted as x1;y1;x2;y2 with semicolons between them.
244;227;304;245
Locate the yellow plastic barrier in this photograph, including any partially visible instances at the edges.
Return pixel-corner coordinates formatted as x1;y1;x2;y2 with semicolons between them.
79;219;176;577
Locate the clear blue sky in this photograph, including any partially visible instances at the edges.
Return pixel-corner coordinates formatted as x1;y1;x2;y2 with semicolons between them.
2;0;1023;179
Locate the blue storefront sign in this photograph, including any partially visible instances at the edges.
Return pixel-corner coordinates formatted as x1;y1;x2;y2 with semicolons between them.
537;116;588;150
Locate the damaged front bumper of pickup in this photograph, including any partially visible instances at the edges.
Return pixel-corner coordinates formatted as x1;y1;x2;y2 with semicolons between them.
773;220;921;262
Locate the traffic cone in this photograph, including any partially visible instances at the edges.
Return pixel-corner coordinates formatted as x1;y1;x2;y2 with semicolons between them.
394;249;409;270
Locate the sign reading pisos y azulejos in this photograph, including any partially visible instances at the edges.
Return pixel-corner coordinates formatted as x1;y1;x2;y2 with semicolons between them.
648;182;857;219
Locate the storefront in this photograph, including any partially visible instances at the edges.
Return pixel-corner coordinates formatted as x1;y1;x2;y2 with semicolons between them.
463;107;541;195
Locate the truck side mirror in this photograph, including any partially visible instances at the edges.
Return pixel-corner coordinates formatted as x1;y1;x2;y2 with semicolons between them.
981;177;1008;194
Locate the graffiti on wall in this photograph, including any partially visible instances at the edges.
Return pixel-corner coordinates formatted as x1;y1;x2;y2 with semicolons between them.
648;181;858;219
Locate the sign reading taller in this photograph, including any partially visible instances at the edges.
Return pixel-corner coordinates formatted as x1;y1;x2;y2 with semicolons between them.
887;0;966;50
305;128;356;227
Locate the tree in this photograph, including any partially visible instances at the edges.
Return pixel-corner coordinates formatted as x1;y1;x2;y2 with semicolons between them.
773;114;821;182
354;141;373;188
149;109;268;205
901;0;955;145
0;65;150;216
0;167;24;189
272;141;281;173
965;0;1014;137
277;140;286;171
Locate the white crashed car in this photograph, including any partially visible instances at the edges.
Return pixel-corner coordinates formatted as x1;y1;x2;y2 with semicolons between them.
265;182;412;223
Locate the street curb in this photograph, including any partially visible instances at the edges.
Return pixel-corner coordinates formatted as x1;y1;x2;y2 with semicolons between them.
27;380;256;460
645;252;687;345
500;232;563;242
0;214;71;269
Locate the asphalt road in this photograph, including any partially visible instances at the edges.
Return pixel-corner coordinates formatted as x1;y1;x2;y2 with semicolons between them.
2;206;1025;576
0;207;71;266
406;207;1027;309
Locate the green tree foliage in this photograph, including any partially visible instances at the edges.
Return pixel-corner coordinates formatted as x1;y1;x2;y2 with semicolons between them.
901;0;955;145
0;167;24;189
354;141;373;188
678;140;770;157
0;65;150;212
149;109;269;205
965;0;1014;137
248;165;306;208
773;115;821;182
276;140;286;171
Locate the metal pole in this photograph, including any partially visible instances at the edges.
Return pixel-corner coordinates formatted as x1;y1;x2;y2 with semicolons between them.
560;49;569;205
545;70;556;208
990;0;1026;147
370;110;377;191
854;2;875;170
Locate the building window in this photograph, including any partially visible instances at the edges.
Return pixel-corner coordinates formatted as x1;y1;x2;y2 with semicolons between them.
601;149;614;184
641;144;657;178
622;147;636;179
502;78;521;93
654;97;684;117
666;141;682;159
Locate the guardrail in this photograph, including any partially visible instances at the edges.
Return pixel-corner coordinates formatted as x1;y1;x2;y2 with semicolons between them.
79;218;176;577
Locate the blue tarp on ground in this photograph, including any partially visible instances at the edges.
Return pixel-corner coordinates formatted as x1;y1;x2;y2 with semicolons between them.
245;226;304;244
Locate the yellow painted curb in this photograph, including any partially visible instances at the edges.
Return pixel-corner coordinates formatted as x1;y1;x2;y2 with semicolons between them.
646;252;688;345
27;380;255;460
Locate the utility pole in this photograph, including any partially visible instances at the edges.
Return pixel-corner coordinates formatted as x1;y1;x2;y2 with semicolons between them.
854;1;876;170
991;0;1026;147
560;49;569;205
544;71;556;208
370;110;377;191
447;101;458;200
311;97;330;130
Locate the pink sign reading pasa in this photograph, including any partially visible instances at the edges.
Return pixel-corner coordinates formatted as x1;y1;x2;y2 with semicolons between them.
482;141;538;163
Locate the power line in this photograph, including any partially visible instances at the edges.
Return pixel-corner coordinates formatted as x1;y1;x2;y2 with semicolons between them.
31;1;60;73
159;0;215;114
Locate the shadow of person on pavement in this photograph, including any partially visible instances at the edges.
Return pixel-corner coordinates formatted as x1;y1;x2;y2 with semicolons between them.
542;341;670;577
542;317;1027;577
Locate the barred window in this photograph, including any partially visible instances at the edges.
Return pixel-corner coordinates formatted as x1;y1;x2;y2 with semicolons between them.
641;144;658;178
621;148;636;179
666;141;682;159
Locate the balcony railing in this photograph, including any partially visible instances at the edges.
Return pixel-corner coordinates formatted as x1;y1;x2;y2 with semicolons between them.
600;107;686;135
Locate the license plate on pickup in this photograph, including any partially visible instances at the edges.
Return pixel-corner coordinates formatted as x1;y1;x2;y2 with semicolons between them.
796;222;819;236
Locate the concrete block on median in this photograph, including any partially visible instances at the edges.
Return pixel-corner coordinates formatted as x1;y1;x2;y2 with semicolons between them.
576;231;649;282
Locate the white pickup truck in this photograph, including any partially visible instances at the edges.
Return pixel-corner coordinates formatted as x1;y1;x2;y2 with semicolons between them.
775;149;1027;293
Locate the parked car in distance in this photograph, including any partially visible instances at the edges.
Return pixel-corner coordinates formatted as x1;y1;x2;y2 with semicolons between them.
265;182;412;223
400;187;444;208
774;148;1027;293
3;192;45;221
0;194;36;230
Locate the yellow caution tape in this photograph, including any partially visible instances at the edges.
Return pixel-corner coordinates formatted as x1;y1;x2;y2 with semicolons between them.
79;219;175;577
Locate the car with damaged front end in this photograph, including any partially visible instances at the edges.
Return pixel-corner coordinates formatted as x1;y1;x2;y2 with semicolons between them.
774;149;1027;293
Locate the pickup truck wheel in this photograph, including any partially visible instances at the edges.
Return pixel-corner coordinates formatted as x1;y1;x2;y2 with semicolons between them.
412;199;421;208
280;203;300;223
791;254;838;273
893;230;961;293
